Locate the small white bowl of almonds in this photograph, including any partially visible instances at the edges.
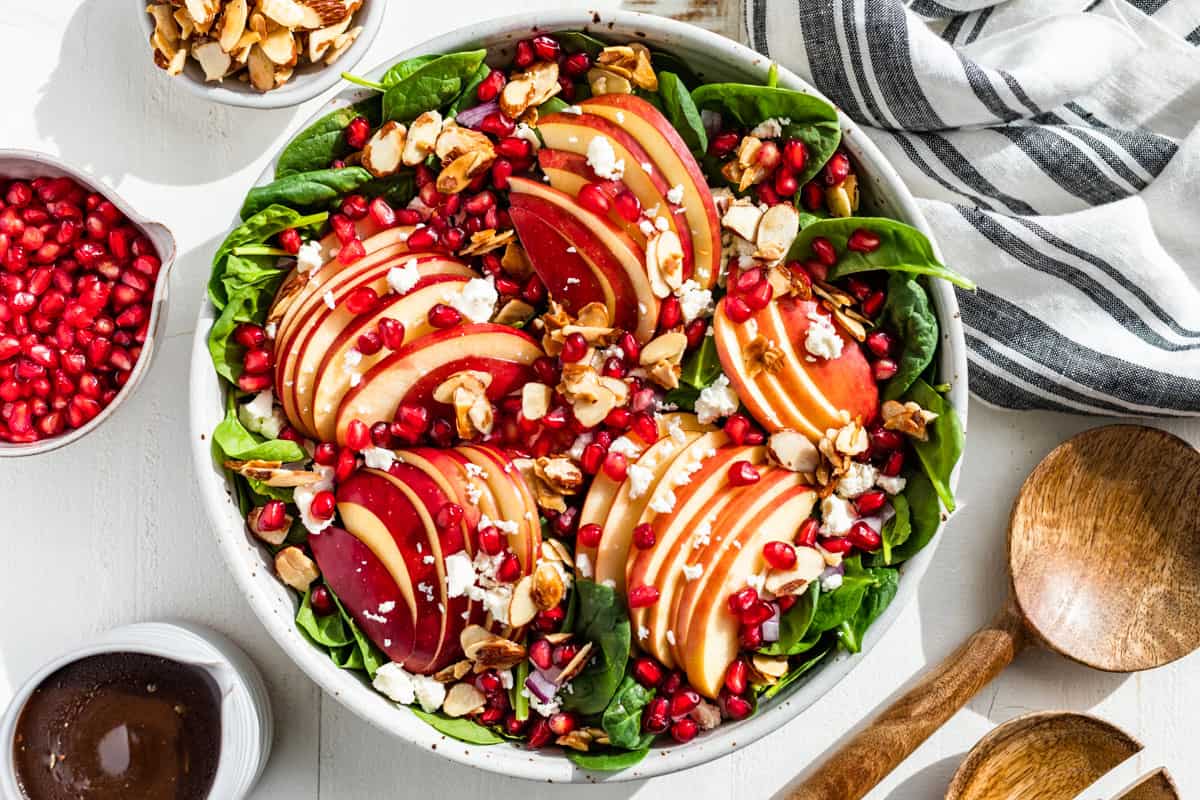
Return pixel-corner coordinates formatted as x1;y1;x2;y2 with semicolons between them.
139;0;386;109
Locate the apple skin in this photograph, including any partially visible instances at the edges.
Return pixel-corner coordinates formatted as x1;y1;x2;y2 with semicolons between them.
573;94;721;289
677;485;817;699
508;176;658;342
461;444;542;572
713;295;878;439
309;274;472;443
307;525;416;665
506;201;617;315
334;323;542;446
537;112;696;284
535;149;647;247
336;469;448;673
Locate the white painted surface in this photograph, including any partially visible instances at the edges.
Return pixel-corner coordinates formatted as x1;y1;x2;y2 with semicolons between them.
1;2;1197;798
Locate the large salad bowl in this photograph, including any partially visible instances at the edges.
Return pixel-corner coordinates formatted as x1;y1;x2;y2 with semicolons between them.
190;9;967;782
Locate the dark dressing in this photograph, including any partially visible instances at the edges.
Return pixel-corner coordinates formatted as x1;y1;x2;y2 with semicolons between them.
12;652;221;800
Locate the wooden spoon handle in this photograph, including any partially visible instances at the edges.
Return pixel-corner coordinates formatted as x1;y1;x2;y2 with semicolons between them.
787;605;1026;800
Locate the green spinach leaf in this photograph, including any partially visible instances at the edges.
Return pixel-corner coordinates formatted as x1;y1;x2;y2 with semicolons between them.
838;567;899;653
903;379;963;512
562;580;631;716
810;557;874;634
657;72;707;156
556;31;608;56
380;50;488;122
275;96;382;178
886;469;942;564
567;746;651;771
240;167;374;220
880;492;911;565
209;205;326;309
296;588;354;648
411;708;504;745
690;83;840;185
679;335;722;390
332;592;387;678
213;407;305;463
788;217;976;289
601;675;656;750
881;274;938;401
760;583;820;656
447;62;492;117
760;643;833;700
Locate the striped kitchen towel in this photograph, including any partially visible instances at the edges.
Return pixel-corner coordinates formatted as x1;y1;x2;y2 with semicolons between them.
745;0;1200;415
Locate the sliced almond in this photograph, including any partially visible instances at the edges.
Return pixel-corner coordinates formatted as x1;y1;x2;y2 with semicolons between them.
521;383;552;421
535;457;583;495
575;302;610;328
647;359;682;391
767;429;820;473
436;150;494;195
362;121;407;178
493;298;536;327
881;400;937;440
191;39;231;81
275;546;318;592
595;44;657;91
598;376;630;407
721;199;764;242
259;0;308;28
499;61;561;119
571;387;617;429
557;729;594;751
402;110;443;167
435;123;494;163
833;421;870;456
531;561;566;610
460;624;492;654
541;539;572;565
183;0;220;30
690;700;722;731
764;545;826;596
223;459;324;487
302;0;355;27
218;0;249;52
307;15;351;62
322;25;361;65
173;8;197;40
750;653;790;683
586;67;632;96
500;240;532;278
555;641;594;684
247;505;292;546
260;25;298;66
442;682;487;718
754;203;800;263
432;370;492;404
459;228;513;257
646;229;685;299
246;44;277;91
508;576;538;627
463;630;526;670
433;660;473;683
543;631;573;646
639;331;688;367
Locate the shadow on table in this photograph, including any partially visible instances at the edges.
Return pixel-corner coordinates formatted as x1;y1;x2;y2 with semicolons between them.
33;0;297;185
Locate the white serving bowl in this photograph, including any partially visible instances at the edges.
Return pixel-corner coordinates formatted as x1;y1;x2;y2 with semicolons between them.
0;150;176;458
190;9;968;782
134;1;387;109
0;622;272;800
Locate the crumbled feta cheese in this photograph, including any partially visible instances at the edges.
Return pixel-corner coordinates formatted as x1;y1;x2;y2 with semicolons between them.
387;258;421;294
837;461;879;499
649;489;676;514
820;494;857;536
627;463;654;499
666;629;677;646
464;462;487;480
323;290;336;310
413;674;447;712
609;435;644;460
499;669;514;689
373;662;415;704
667;416;687;444
877;474;908;495
586;136;625;180
563;104;583;115
444;552;476;598
296;240;324;274
362;446;395;470
482;585;512;622
513;122;540;150
676;280;714;324
639;219;655;237
576;552;593;579
465;484;482;504
446;276;498;323
805;310;844;360
692;518;712;548
530;695;561;717
238;390;285;439
601;578;616;589
820;571;844;592
378;600;396;614
293;464;335;534
682;563;703;581
422;555;436;565
654;216;670;231
640;160;652;173
361;609;388;623
568;432;594;461
264;321;278;339
616;111;626;123
666;184;685;205
695;375;739;424
638;624;650;640
749;117;790;139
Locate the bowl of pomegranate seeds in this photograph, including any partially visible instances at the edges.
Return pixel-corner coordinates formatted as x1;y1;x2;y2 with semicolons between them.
191;10;969;781
1;150;175;455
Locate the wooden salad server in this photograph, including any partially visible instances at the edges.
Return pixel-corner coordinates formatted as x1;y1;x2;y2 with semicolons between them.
787;425;1200;800
946;711;1179;800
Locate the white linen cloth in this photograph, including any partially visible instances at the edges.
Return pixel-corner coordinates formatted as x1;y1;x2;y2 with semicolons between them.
744;0;1200;414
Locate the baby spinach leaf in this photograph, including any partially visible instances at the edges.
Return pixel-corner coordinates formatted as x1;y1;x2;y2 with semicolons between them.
809;557;874;634
601;675;657;750
886;469;942;564
511;659;530;721
332;592;387;678
540;97;571;116
381;50;488;122
275;96;382;178
240;167;374;220
556;31;608;56
378;54;441;88
360;172;417;208
296;588;354;648
411;708;505;745
903;379;963;513
881;274;938;401
208;277;285;384
690;83;840;185
663;384;700;412
788;217;976;289
880;492;912;565
563;580;631;716
657;72;707;157
649;49;700;89
760;642;833;700
760;583;820;656
838;567;899;653
567;746;651;771
767;63;780;88
679;335;722;390
209;205;326;308
447;62;492;117
213;407;305;463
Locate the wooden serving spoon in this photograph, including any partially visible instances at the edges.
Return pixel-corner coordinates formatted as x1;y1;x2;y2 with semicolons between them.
945;711;1179;800
788;425;1200;800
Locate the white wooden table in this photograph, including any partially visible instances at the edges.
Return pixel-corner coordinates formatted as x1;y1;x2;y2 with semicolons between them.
3;2;1198;797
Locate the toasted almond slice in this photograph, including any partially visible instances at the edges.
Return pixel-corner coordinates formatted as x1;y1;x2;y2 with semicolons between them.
433;659;473;683
259;0;308;28
436;150;493;195
767;429;820;473
275;546;319;592
223;459;324;487
647;359;682;391
442;682;487;717
362;121;407;178
173;7;197;40
881;400;937;440
598;376;630;407
403;110;443;167
521;383;552;421
826;184;852;218
192;39;232;81
541;539;571;565
639;331;688;367
494;298;535;327
531;562;566;610
646;229;684;298
459;228;513;257
534;457;583;495
323;25;361;65
557;730;594;751
500;61;561;118
721;199;763;242
218;0;248;52
432;370;491;404
509;576;538;627
751;653;790;681
435;123;494;164
307;14;350;61
260;25;298;66
247;44;276;91
543;631;573;645
469;632;529;670
764;546;826;596
184;0;220;30
834;421;870;456
556;641;593;684
303;0;355;27
460;624;491;654
501;240;532;278
587;67;632;96
571;386;617;429
755;203;800;263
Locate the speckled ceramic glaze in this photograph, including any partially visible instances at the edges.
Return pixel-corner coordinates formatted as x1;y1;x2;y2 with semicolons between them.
190;9;968;782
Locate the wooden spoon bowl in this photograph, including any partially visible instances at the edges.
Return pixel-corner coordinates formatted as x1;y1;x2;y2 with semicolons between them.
946;712;1179;800
789;426;1200;800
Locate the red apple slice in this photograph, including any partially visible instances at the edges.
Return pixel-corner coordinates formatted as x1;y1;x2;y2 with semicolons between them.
537;148;648;247
334;324;542;446
506;202;616;314
678;485;817;698
508;176;658;342
460;444;541;572
579;94;722;288
307;525;416;665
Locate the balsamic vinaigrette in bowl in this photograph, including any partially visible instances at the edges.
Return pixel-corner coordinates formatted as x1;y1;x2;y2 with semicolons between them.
12;652;221;800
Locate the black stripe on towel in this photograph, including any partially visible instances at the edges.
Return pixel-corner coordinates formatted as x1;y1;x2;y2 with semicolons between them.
957;287;1200;412
1122;0;1169;14
908;0;961;18
958;53;1021;122
994;126;1133;205
1064;102;1179;176
1188;24;1200;45
750;0;771;56
798;0;867;121
1034;113;1148;190
966;357;1084;413
940;14;968;43
919;134;1039;214
864;0;946;129
842;0;890;125
885;133;1000;210
964;6;993;43
998;71;1042;116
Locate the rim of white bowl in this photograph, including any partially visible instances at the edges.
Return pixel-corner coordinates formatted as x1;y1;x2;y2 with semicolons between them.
0;149;176;458
190;9;968;783
133;0;388;109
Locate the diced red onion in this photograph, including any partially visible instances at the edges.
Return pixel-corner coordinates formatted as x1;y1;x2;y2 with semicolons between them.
861;503;897;534
701;109;723;139
525;670;557;703
762;604;781;642
454;100;500;130
819;564;844;582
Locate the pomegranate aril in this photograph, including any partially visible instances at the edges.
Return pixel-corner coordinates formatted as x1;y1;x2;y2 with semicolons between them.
881;450;905;477
739;623;763;650
847;228;881;253
407;227;438;250
477;525;504;556
427;303;462;328
724;659;748;696
345;286;379;315
720;691;754;720
613;190;641;223
855;489;888;516
496;551;521;583
602;450;627;481
727;460;760;486
242;348;273;375
514;39;535;68
847;521;882;551
356;329;382;355
258;500;289;531
633;522;656;549
795;518;820;548
628;584;660;608
476;69;506;102
774;168;798;197
577;183;611;215
632;657;664;688
724;296;752;323
310;490;336;521
670;689;701;720
763;540;797;570
577;522;603;548
784;139;808;172
643;696;671;734
823;152;851;186
865;330;894;358
810;237;837;267
862;290;886;318
872;357;899;381
739;600;774;627
377;317;406;350
658;296;682;330
313;442;338;466
709;131;740;158
670;717;699;743
345;116;372;149
821;536;855;554
529;637;554;670
345;418;371;451
727;587;758;616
